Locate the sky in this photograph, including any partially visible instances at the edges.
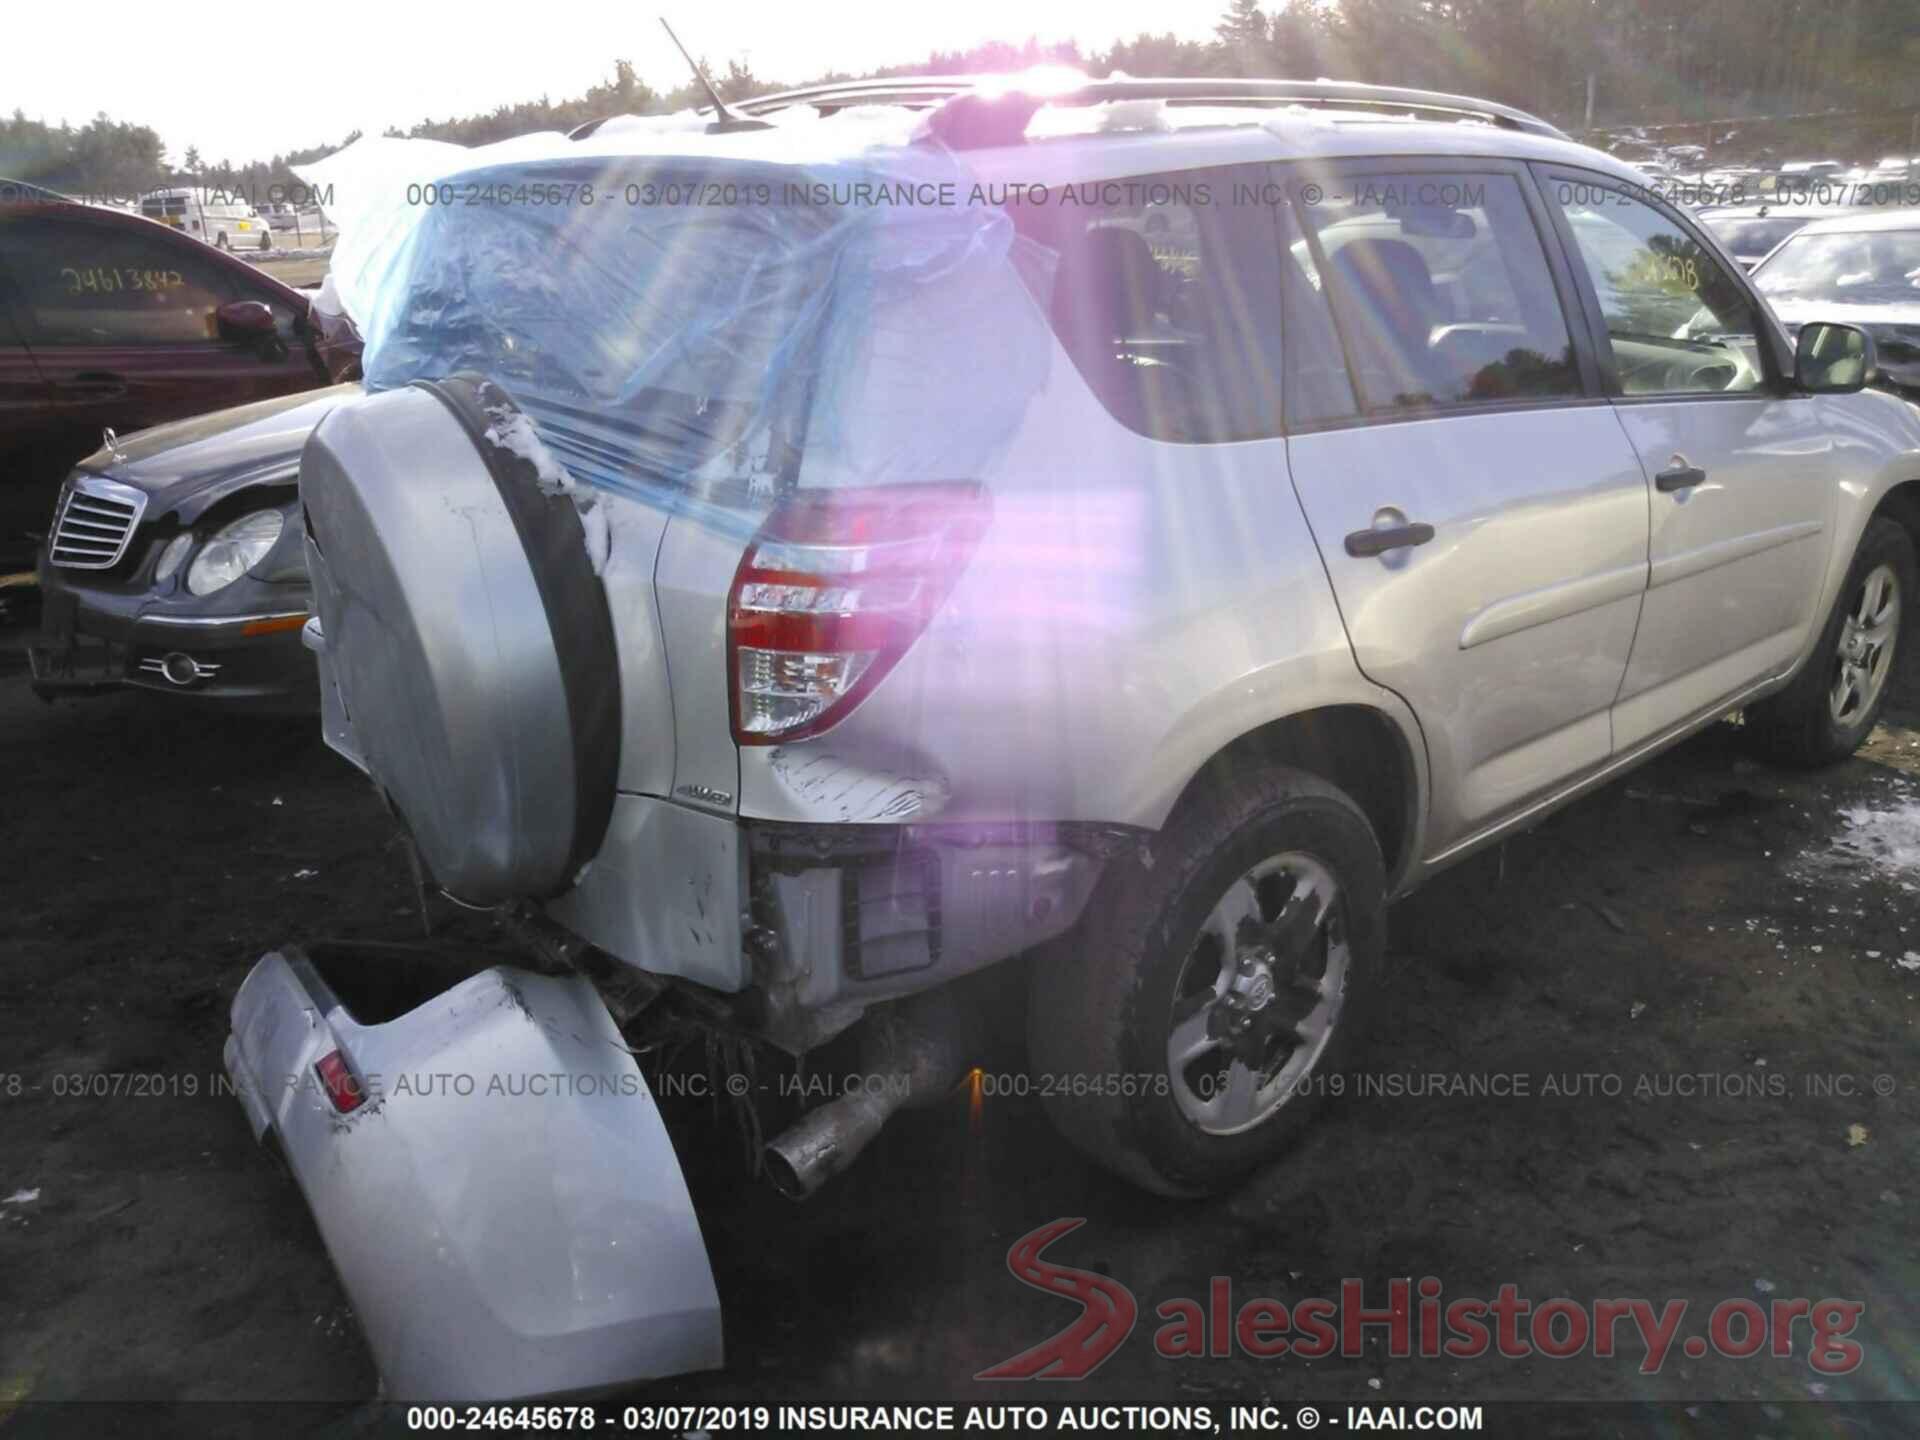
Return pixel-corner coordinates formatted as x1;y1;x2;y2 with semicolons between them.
7;0;1221;166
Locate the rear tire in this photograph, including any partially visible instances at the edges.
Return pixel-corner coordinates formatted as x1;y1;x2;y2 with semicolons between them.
1747;516;1914;768
1028;766;1386;1196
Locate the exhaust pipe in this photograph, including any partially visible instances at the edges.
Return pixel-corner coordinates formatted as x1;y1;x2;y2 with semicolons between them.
764;991;975;1200
763;1086;905;1200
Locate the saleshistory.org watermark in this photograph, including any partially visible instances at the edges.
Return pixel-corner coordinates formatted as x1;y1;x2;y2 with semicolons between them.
979;1219;1865;1380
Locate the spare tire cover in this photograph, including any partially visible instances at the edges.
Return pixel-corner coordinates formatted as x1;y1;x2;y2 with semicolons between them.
300;375;619;903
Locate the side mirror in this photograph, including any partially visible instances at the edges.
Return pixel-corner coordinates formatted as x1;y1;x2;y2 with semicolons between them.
215;299;277;341
1795;321;1878;393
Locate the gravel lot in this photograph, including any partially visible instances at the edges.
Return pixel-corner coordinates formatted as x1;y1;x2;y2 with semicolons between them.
1;614;1917;1431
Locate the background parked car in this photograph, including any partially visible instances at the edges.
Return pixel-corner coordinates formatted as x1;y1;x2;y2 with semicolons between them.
31;384;360;707
296;205;336;242
1767;159;1848;197
1751;208;1920;393
1699;203;1851;270
138;186;270;251
0;194;360;567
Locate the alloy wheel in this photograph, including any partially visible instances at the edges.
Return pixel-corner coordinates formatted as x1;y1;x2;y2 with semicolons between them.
1830;562;1900;727
1166;851;1349;1135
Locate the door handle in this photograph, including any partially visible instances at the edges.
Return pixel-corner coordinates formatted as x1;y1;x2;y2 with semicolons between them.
1655;456;1707;492
1344;521;1436;558
68;371;128;401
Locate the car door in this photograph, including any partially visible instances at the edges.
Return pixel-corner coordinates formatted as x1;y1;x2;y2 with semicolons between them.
1281;161;1651;857
0;287;56;555
1536;169;1836;751
0;208;319;447
0;281;53;451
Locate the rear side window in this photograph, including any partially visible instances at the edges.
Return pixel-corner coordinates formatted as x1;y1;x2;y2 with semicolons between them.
1008;166;1286;443
0;218;237;345
1300;171;1581;414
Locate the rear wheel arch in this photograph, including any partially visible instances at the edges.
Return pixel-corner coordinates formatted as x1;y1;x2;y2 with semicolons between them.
1166;705;1420;882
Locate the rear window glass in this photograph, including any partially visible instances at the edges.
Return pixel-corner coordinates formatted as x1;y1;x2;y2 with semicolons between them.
1007;166;1286;443
1704;216;1806;259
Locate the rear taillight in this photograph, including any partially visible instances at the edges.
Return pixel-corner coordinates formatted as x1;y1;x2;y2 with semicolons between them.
315;1050;365;1114
728;483;989;744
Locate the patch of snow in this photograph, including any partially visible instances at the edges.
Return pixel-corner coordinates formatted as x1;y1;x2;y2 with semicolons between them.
482;407;613;576
577;498;611;578
312;272;344;315
1024;97;1175;138
3;1188;40;1205
483;409;572;493
1831;800;1920;876
592;109;745;138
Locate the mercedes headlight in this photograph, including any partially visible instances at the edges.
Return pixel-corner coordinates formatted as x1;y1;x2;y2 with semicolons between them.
187;510;284;595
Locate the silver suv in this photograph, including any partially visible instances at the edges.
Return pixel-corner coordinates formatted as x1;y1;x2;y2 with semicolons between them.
292;77;1919;1205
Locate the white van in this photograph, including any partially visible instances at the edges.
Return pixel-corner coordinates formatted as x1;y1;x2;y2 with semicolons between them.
138;187;271;250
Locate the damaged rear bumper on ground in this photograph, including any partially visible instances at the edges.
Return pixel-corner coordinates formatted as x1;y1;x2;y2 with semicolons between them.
223;944;722;1401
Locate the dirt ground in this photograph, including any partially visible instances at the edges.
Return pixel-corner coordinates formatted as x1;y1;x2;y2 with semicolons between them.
1;610;1916;1433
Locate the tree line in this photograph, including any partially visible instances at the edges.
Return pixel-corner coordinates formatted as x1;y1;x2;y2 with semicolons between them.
5;0;1914;203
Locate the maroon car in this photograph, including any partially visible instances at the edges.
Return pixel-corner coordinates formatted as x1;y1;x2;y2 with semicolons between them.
0;188;359;565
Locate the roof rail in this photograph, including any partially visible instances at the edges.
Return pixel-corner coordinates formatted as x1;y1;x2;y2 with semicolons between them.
729;75;1568;141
